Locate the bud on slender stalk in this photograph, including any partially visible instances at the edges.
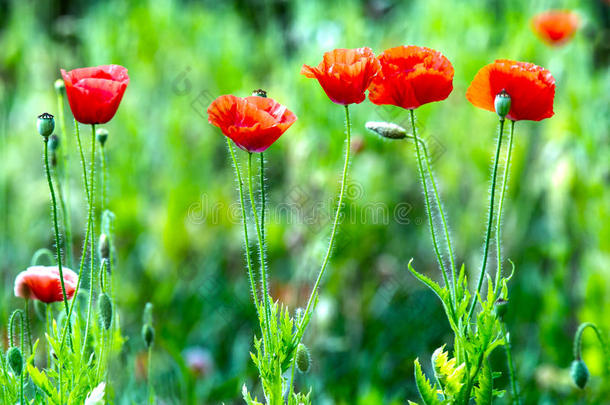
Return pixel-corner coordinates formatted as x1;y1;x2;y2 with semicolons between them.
142;324;155;349
96;128;109;146
365;121;407;139
49;134;60;153
296;343;310;373
570;359;589;389
54;79;65;93
7;347;23;376
98;293;113;330
494;90;511;120
37;113;55;138
494;298;509;319
99;234;110;260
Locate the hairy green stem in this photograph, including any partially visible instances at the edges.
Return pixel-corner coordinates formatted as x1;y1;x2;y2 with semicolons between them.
247;152;272;350
495;120;515;294
24;299;33;355
260;153;265;242
147;345;154;404
44;137;71;320
501;322;520;404
297;104;352;339
226;140;263;327
56;89;73;268
468;119;504;320
410;109;454;307
82;124;97;357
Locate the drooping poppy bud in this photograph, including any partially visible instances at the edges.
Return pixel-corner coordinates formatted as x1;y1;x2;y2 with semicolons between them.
54;79;65;93
494;298;509;319
296;343;310;373
570;359;589;389
98;293;113;330
365;121;407;140
96;128;109;146
99;233;110;259
494;90;511;120
7;347;23;376
37;113;55;138
142;324;155;349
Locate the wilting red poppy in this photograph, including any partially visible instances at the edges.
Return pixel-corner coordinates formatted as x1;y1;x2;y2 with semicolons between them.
301;48;381;105
368;46;454;110
61;65;129;125
532;10;579;46
466;59;555;121
14;266;78;303
207;95;297;153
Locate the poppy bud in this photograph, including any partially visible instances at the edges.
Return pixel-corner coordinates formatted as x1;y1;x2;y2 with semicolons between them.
7;347;23;376
252;89;267;98
54;79;65;93
494;298;509;319
365;121;407;140
96;128;109;146
49;134;60;153
494;90;511;120
570;359;589;389
99;234;110;259
295;343;310;373
98;292;113;330
142;324;155;349
37;113;55;138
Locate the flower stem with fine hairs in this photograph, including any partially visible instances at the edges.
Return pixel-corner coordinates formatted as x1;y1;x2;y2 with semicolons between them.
247;152;272;349
260;153;265;242
82;124;97;357
23;299;33;355
501;321;520;404
100;144;108;214
495;120;515;294
56;87;74;267
468;119;504;320
410;109;455;308
297;104;352;339
43;136;71;321
226;140;263;334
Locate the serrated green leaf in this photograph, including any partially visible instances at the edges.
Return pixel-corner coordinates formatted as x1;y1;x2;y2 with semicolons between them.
474;360;493;405
414;358;441;405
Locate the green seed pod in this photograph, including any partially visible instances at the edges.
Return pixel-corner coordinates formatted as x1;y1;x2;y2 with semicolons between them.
494;298;509;319
365;121;407;140
99;233;110;260
98;293;113;330
295;343;310;373
142;324;155;349
570;359;589;389
37;112;55;138
54;79;65;93
494;90;511;120
96;128;109;146
252;89;267;98
7;347;23;376
49;134;60;153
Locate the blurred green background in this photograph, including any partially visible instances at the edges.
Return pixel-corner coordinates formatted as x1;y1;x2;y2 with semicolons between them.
1;0;609;403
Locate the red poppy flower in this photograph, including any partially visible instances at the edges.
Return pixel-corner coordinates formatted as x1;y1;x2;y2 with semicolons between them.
368;46;454;110
301;48;381;105
14;266;78;303
466;59;555;121
207;95;297;153
532;10;579;46
61;65;129;125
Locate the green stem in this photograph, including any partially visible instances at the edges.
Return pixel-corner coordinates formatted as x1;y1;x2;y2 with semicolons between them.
495;121;515;294
147;346;154;404
467;119;505;320
247;152;272;349
82;124;97;357
260;153;265;242
24;299;33;355
410;109;454;307
226;140;263;326
101;145;107;214
288;344;299;399
573;322;610;375
46;304;52;368
44;137;71;320
57;89;73;268
297;105;352;339
501;322;520;404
